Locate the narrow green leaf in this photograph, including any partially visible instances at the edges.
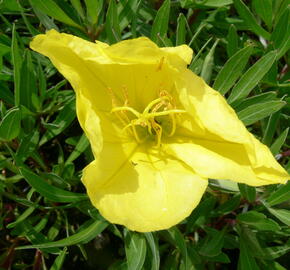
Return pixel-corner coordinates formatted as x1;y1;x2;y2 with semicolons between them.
119;0;141;32
270;128;289;155
237;211;280;231
226;24;238;57
11;24;22;106
106;0;121;43
167;227;188;270
271;6;290;59
16;131;39;164
70;0;85;19
20;50;37;111
238;236;260;270
144;233;160;270
235;92;277;112
263;245;290;260
50;247;67;270
65;134;89;165
29;0;82;29
17;221;61;253
176;13;186;46
0;107;21;141
186;196;216;232
30;4;59;30
84;0;103;25
7;205;37;229
201;39;219;83
237;100;286;126
20;167;87;203
17;219;108;249
125;232;147;270
213;45;253;94
266;182;290;206
238;183;256;203
150;0;170;45
262;111;281;145
199;229;225;257
233;0;271;39
268;208;290;226
252;0;273;29
215;195;241;216
228;51;277;104
40;99;76;146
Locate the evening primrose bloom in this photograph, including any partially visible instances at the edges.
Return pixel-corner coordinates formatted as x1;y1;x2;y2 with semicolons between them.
30;30;289;232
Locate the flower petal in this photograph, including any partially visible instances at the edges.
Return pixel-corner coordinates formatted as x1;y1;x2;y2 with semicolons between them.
166;137;288;186
82;144;208;232
174;70;289;185
105;37;192;68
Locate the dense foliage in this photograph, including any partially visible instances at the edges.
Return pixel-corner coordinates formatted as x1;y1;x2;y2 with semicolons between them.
0;0;289;269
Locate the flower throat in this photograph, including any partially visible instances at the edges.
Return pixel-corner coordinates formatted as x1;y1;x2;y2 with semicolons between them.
110;89;185;147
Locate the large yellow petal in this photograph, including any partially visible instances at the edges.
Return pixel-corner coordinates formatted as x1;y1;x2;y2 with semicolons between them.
104;37;192;68
82;144;208;232
174;69;289;185
165;137;288;186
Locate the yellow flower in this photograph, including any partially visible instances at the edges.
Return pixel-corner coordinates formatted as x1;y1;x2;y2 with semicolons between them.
30;30;289;232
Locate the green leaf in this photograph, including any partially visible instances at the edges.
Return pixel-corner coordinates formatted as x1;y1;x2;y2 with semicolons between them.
176;13;186;46
237;100;286;126
150;0;170;45
252;0;273;29
238;183;256;203
201;39;219;83
267;208;290;226
11;24;22;106
263;245;290;260
70;0;85;19
20;50;38;111
237;211;280;231
226;24;238;57
125;231;147;270
50;247;67;270
167;227;188;270
7;205;37;229
235;92;277;112
228;51;277;104
271;6;290;59
266;182;290;206
199;229;225;257
186;196;216;232
17;219;108;249
270;128;289;155
39;99;76;146
17;221;61;253
119;0;141;32
20;167;87;203
238;236;260;270
106;0;121;43
213;45;253;94
65;133;89;165
215;195;241;216
84;0;103;25
0;107;21;141
233;0;270;39
262;111;281;145
144;233;160;270
15;131;39;164
29;0;82;29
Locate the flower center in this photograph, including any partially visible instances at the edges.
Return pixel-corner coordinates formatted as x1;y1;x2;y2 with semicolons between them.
111;90;185;147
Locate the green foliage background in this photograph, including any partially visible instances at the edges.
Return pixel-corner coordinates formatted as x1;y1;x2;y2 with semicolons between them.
0;0;289;269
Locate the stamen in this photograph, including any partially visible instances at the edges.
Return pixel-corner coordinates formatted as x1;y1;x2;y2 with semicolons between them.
110;90;184;147
111;106;140;118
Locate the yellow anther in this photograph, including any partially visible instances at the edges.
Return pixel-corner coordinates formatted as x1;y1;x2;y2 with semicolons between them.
110;90;185;147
